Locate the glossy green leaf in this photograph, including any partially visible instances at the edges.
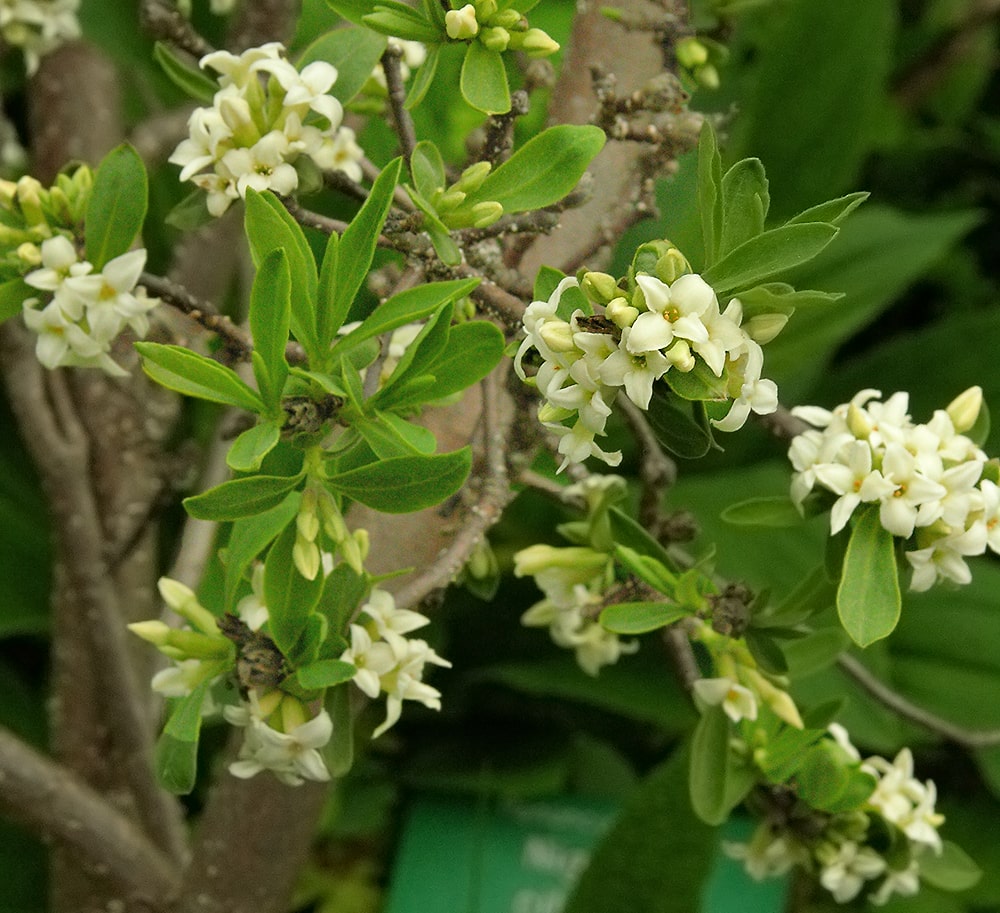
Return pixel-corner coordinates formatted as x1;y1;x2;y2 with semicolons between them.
226;419;282;473
463;125;605;214
224;492;301;606
607;507;677;571
325;447;471;513
244;189;319;355
837;504;901;647
0;278;31;322
719;157;768;257
664;360;729;402
600;601;688;635
613;545;676;595
250;248;292;407
317;560;368;636
156;683;209;794
355;412;429;458
533;265;565;303
735;282;842;321
153;42;217;103
318;159;402;350
327;679;355;777
795;741;875;813
85;143;148;269
757;725;826;783
702;222;839;296
264;522;326;655
721;496;802;528
782;626;849;678
296;27;388;103
165;188;213;231
564;746;715;913
689;705;731;825
460;41;510;114
744;628;787;675
645;392;715;459
333;278;479;357
697;121;724;266
787;191;869;227
363;2;440;42
324;0;370;25
920;841;983;892
296;658;357;690
372;302;453;408
135;342;264;412
184;474;302;521
404;42;440;109
410;141;446;199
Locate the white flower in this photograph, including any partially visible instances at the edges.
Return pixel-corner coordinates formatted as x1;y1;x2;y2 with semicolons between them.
869;862;921;906
712;340;779;432
373;637;451;738
0;0;79;73
692;676;758;723
220;131;299;198
863;748;944;853
818;840;886;903
597;326;670;409
725;825;804;880
627;273;715;356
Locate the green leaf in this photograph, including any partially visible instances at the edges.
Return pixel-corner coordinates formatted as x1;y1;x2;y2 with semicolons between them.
613;545;676;595
735;282;842;321
371;302;453;408
836;504;901;647
135;342;264;412
753;565;835;629
317;561;368;635
404;42;440;108
607;507;677;571
224;492;301;606
184;474;303;521
718;157;769;257
702;222;840;296
327;681;355;777
244;189;319;356
318;159;402;350
264;522;325;656
697;121;724;266
462;125;605;213
333;278;479;357
325;448;471;513
600;601;688;635
0;278;31;322
363;3;441;42
410;141;445;199
407;185;462;265
663;359;729;402
919;841;983;892
645;392;716;459
787;191;869;227
757;726;826;783
85;143;148;269
226;419;282;473
744;628;787;675
721;496;802;528
795;741;875;813
460;41;510;114
296;27;388;103
564;747;715;913
325;0;370;25
688;705;731;825
153;42;217;103
165;189;213;231
533;265;565;303
296;658;357;690
156;683;209;794
250;248;292;407
355;412;429;458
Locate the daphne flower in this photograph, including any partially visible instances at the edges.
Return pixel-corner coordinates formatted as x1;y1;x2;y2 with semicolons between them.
626;273;714;356
692;676;758;723
818;841;886;903
226;702;333;786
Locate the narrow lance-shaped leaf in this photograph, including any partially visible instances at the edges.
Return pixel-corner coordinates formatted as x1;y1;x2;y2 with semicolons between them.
135;342;264;412
787;191;869;227
688;705;731;825
363;3;441;42
718;157;769;257
249;248;291;408
184;474;303;521
86;143;148;269
224;491;301;606
721;496;802;528
153;42;217;103
264;522;326;655
404;43;440;109
296;659;357;690
600;601;689;635
410;141;445;200
836;503;901;647
697;121;724;267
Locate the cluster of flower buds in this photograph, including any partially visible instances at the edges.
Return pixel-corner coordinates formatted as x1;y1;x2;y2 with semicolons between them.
0;0;80;74
730;725;945;907
339;589;452;738
789;387;998;591
515;254;781;471
514;475;639;674
444;0;559;57
21;234;156;375
169;43;364;216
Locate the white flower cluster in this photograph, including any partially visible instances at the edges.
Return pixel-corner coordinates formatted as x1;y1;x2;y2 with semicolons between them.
340;589;452;738
789;388;998;591
513;544;638;676
514;273;780;471
730;725;945;906
169;43;364;217
0;0;79;74
21;235;155;376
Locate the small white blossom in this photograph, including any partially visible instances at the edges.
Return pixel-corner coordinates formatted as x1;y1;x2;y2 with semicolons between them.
818;840;886;903
0;0;79;73
692;676;758;723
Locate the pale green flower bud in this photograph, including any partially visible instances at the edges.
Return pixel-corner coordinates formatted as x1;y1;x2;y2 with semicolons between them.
446;5;479;40
847;402;872;439
581;271;620;305
257;688;284;717
158;577;218;633
16;242;41;266
696;64;720;91
537;402;573;423
474;0;497;19
605;297;639;329
665;340;695;371
491;9;521;28
218;95;260;145
744;668;803;729
167;629;233;659
513;544;607;577
318;490;348;543
297;488;320;541
281;694;307;732
538;321;577;353
354;527;370;563
469;200;503;228
0;179;18;208
744;312;788;345
342;530;365;575
675;37;709;69
455;161;492;194
655;248;691;284
129;620;173;646
71;165;93;197
294;535;321;580
519;28;559;58
435;189;467;212
946;385;983;433
480;26;510;51
466;538;498;580
16;176;45;226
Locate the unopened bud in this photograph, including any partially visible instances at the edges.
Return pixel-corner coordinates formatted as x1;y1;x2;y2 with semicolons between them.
354;528;370;563
675;37;709;69
946;385;983;434
538;321;577;353
158;577;218;633
16;176;45;226
446;4;479;40
696;64;720;91
341;531;365;576
847;402;872;439
469;200;503;228
537;401;572;423
318;490;348;542
480;26;510;51
16;242;41;266
520;27;559;57
297;488;320;541
665;339;695;371
128;620;172;646
655;248;691;284
0;179;17;207
293;536;321;580
466;539;497;580
581;271;619;305
744;312;788;345
745;668;803;729
257;689;283;717
474;0;497;17
455;160;492;193
606;297;639;329
435;189;467;212
218;95;259;144
281;695;307;732
492;9;521;28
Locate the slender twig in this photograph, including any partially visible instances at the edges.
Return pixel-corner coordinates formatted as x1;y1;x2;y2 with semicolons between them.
139;0;214;58
454;209;561;245
663;625;701;692
481;90;530;165
0;725;181;904
381;49;417;165
393;367;513;610
837;653;1000;749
